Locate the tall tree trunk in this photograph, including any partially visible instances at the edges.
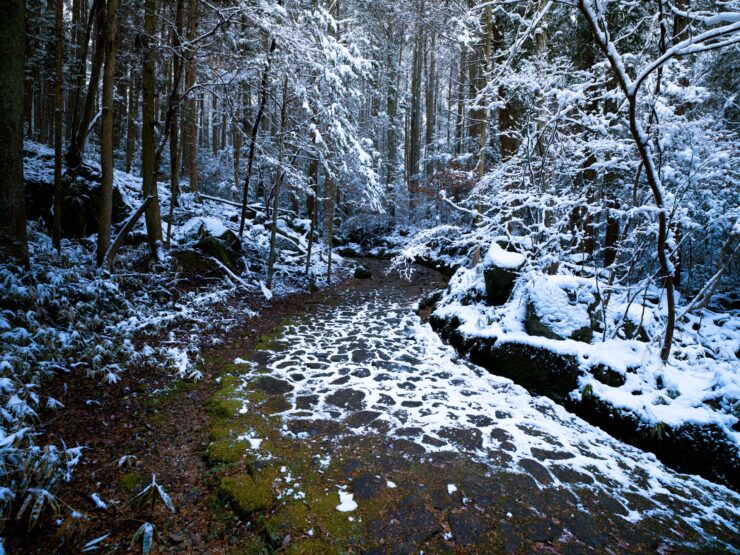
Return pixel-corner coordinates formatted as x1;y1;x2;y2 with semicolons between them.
67;0;106;168
424;33;436;177
52;0;64;252
0;0;29;267
305;155;319;280
232;104;241;201
385;36;401;217
467;0;481;153
325;169;335;284
125;69;138;173
471;4;491;266
141;0;162;259
672;0;689;43
184;0;199;194
603;195;620;267
454;46;466;155
238;33;278;237
267;75;289;289
476;5;491;184
407;29;423;204
69;0;100;143
97;0;119;266
166;0;186;246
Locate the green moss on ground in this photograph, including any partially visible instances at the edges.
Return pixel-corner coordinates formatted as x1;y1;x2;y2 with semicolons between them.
206;439;254;465
120;472;145;493
218;474;274;518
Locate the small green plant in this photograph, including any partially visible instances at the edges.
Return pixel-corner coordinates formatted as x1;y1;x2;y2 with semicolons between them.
649;421;668;440
126;475;176;517
130;521;156;555
580;384;594;399
14;488;60;532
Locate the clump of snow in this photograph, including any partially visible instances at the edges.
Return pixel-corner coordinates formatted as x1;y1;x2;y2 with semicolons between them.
527;275;596;339
336;490;357;512
484;243;525;269
178;216;230;242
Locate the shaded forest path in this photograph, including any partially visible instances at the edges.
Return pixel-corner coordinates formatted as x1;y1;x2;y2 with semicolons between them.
19;261;739;554
205;259;739;553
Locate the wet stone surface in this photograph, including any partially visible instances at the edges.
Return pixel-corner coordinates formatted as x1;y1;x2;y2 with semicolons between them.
228;259;740;553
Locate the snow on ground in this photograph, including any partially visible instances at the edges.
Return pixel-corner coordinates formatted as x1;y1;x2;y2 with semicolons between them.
1;144;353;525
226;267;740;545
434;262;740;440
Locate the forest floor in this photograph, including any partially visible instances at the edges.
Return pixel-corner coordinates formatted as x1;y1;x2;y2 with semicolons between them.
11;276;333;553
14;260;740;554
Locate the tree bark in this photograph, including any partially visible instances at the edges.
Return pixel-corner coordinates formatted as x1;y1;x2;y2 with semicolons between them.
0;0;29;267
238;33;278;237
184;0;199;194
454;46;466;155
125;69;139;173
166;0;186;246
407;27;423;203
424;33;436;177
232;103;241;201
325;169;335;284
52;0;64;252
97;0;120;266
141;0;163;259
267;75;289;289
67;0;106;168
305;155;319;280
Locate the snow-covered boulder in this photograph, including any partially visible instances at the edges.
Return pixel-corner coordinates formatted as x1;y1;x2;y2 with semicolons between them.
525;275;599;343
482;243;525;305
337;243;363;257
179;217;243;273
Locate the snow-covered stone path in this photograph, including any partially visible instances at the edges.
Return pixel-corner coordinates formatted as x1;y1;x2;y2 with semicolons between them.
234;260;739;551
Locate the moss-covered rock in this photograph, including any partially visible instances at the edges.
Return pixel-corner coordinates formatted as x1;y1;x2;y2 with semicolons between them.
265;502;310;545
206;439;253;465
219;474;274;517
205;397;242;418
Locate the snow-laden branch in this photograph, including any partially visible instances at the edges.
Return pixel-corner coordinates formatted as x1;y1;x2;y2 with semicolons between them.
632;20;740;94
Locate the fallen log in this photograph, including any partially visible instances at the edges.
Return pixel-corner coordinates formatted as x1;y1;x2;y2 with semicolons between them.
103;195;154;271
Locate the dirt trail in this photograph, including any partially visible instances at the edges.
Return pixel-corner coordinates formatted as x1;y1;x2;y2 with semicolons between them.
198;259;739;553
14;260;739;553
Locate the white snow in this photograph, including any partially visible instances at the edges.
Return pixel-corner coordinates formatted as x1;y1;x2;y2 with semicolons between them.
336;490;358;512
484;243;525;269
90;493;108;510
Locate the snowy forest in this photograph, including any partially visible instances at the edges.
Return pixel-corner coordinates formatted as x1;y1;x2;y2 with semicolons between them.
1;0;739;552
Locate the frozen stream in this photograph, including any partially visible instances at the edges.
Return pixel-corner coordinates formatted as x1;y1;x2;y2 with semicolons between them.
233;259;739;550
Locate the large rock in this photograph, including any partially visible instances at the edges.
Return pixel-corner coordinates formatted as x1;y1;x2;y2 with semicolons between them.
430;314;581;404
431;310;739;491
525;275;599;343
482;243;525;305
183;217;244;273
25;175;129;237
353;265;372;279
470;338;582;404
574;394;740;491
